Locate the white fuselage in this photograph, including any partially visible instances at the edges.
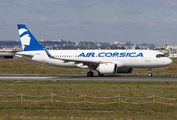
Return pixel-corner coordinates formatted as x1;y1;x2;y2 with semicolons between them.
18;49;172;69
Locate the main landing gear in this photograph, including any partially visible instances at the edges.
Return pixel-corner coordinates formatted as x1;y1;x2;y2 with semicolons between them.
87;71;104;77
148;68;152;77
87;71;94;77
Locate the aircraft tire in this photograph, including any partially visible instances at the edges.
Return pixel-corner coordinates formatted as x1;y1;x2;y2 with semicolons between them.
148;73;152;77
87;72;94;77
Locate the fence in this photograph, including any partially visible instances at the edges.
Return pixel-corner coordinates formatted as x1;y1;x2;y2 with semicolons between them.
0;93;176;105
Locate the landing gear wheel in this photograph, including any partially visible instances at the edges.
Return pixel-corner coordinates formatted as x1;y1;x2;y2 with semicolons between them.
147;68;152;77
98;72;104;76
87;71;94;77
148;73;152;77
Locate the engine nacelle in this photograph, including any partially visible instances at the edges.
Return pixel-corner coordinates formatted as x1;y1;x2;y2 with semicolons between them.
117;68;133;73
96;63;117;74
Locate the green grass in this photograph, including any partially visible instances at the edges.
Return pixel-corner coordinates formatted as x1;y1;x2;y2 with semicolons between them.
0;81;177;119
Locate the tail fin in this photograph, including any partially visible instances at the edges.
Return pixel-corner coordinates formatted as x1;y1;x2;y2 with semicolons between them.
133;44;136;50
17;24;44;51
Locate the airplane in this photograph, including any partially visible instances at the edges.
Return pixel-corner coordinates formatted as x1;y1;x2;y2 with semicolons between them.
15;24;172;77
133;44;136;50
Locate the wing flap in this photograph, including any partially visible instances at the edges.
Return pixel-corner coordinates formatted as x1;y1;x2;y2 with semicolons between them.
57;58;100;64
15;52;34;56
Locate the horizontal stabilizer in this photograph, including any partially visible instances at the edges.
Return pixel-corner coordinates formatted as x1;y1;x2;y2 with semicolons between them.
15;52;34;56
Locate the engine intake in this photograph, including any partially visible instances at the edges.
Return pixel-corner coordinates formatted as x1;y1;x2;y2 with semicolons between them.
96;63;117;74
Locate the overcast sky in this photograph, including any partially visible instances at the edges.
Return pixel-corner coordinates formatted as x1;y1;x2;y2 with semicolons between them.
0;0;177;45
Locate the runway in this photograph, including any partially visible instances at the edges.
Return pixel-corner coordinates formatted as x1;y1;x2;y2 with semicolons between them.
0;74;176;82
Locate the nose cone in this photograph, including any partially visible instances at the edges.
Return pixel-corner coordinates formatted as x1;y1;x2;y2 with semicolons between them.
165;58;172;66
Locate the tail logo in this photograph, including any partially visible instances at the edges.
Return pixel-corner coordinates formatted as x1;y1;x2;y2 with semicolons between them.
19;28;28;35
19;28;30;46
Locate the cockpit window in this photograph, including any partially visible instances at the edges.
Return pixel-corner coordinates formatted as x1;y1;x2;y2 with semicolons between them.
156;54;166;58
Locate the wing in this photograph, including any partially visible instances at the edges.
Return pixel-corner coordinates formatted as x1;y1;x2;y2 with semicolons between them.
51;57;102;68
45;49;124;68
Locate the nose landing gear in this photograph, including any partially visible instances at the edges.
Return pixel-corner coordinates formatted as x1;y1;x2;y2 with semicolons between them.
148;68;152;77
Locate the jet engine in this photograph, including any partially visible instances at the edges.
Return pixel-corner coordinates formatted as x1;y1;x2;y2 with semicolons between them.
117;68;133;73
96;63;117;74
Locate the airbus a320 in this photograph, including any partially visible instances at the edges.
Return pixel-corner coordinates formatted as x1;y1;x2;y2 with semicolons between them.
15;24;172;77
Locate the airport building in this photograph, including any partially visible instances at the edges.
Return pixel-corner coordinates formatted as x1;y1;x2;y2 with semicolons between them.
0;50;14;59
155;45;177;50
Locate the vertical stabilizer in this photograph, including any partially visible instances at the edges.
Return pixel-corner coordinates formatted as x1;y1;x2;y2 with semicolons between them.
133;44;136;50
17;24;44;51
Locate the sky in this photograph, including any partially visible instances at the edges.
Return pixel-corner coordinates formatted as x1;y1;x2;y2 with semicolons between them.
0;0;177;45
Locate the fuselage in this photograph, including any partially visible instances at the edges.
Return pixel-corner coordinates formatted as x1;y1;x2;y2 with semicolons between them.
19;49;172;69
